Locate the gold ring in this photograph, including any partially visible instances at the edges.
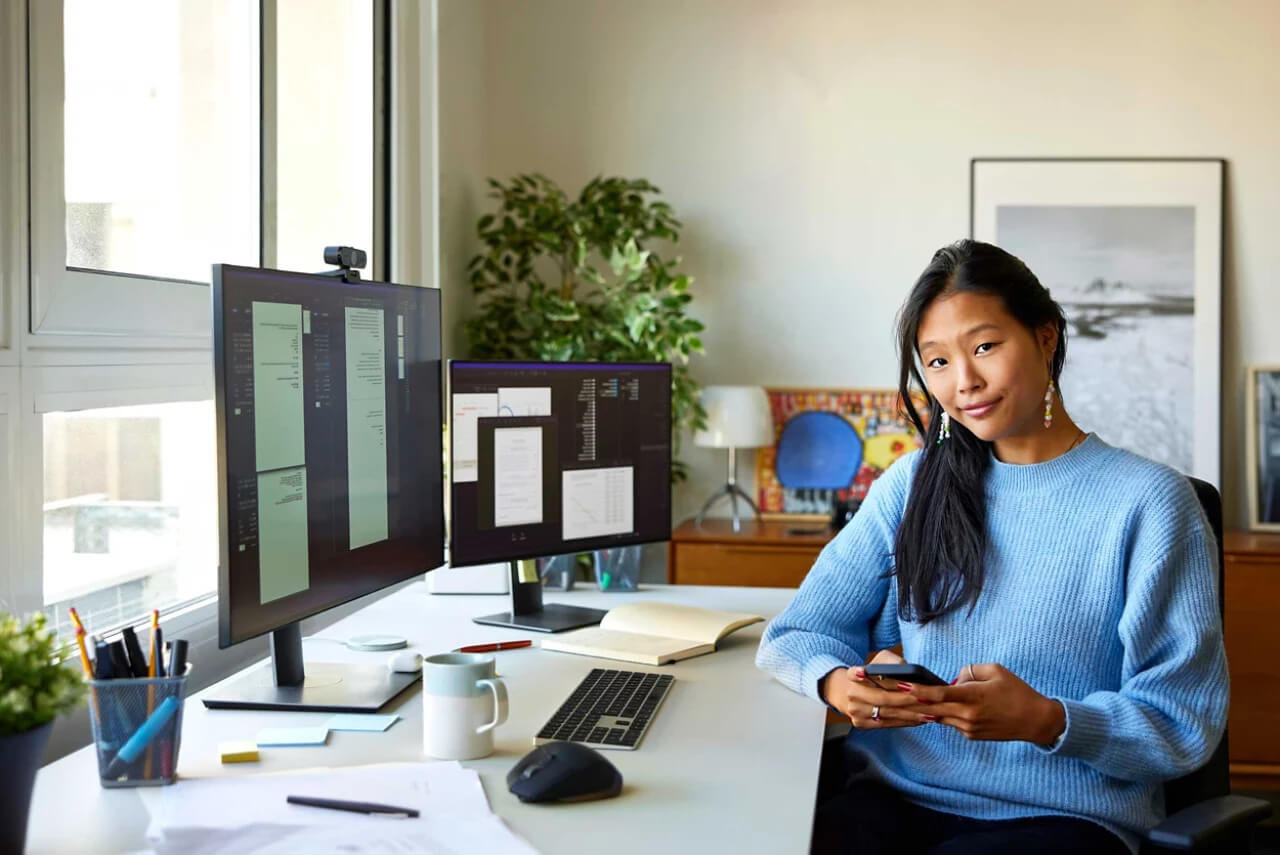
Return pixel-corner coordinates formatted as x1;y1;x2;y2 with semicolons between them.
967;663;977;682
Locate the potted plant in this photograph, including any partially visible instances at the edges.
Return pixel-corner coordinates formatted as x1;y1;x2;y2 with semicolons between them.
0;612;86;855
465;174;707;584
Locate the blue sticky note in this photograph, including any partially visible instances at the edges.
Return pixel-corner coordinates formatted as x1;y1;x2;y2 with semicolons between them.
326;714;400;732
256;726;330;747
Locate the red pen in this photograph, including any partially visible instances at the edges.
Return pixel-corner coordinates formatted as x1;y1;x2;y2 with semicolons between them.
456;640;533;654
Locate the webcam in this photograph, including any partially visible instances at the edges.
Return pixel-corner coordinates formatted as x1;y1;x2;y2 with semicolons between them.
324;246;367;270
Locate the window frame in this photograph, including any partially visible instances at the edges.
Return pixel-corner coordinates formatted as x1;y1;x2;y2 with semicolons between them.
2;0;429;630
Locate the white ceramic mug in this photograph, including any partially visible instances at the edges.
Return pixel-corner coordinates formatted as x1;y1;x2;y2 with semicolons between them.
422;652;509;760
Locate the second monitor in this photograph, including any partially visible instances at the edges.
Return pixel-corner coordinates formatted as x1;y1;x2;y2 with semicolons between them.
449;361;672;631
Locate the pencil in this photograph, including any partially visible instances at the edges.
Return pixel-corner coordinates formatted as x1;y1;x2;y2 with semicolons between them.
71;622;93;679
145;610;159;778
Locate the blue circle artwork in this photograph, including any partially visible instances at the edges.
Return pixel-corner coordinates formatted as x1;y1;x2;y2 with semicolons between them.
774;411;863;490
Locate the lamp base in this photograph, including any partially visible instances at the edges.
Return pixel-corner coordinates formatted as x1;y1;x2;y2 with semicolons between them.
695;482;761;532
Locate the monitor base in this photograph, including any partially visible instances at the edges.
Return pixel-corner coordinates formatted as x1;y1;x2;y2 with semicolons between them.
202;661;418;712
472;603;606;633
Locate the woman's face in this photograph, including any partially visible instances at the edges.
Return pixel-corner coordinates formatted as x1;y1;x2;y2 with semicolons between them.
915;291;1055;443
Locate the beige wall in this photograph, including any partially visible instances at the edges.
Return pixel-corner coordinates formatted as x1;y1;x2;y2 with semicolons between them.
440;0;1280;536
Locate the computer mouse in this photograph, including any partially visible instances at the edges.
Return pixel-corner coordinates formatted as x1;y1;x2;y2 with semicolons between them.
387;650;422;673
507;741;623;803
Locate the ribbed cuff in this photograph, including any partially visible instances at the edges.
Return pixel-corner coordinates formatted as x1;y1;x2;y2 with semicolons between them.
802;654;851;705
1036;697;1109;758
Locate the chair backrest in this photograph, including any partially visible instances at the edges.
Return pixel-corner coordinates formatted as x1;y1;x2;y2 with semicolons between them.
1162;477;1231;814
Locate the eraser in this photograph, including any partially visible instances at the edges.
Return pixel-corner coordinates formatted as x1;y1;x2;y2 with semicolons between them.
219;740;260;763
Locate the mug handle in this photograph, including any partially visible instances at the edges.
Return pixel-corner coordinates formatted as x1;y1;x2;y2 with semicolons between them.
475;677;509;734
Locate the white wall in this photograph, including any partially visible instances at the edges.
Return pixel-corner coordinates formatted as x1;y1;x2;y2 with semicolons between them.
439;0;1280;539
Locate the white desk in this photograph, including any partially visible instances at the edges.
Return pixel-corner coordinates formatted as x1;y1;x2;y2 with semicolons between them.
27;584;822;854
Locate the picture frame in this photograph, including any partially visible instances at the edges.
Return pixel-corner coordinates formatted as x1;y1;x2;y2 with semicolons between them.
1246;365;1280;533
971;158;1224;486
754;387;925;522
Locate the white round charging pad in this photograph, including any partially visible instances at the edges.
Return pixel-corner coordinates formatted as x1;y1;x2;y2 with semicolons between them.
344;634;408;651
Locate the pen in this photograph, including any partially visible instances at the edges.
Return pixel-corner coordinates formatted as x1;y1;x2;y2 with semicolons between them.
121;627;149;678
456;640;533;654
286;795;419;818
169;639;189;678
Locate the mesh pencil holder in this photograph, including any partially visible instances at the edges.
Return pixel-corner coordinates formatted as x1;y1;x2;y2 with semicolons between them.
87;666;190;788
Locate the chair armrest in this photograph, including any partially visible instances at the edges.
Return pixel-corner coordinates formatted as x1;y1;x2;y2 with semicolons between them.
1145;794;1273;850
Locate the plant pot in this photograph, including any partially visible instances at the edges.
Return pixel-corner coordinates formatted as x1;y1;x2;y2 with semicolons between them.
0;719;52;855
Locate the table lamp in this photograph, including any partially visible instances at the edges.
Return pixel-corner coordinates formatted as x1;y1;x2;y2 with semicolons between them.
694;385;774;531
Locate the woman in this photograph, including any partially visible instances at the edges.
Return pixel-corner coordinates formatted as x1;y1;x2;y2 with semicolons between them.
756;240;1227;855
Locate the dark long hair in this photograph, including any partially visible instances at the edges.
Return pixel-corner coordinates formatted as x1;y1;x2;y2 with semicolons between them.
893;240;1067;624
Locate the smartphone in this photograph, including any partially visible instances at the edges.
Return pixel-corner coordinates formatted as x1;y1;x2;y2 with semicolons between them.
863;663;949;686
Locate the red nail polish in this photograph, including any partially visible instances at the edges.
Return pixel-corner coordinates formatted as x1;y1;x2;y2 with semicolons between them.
917;697;933;705
949;678;958;685
897;682;914;691
854;668;865;678
923;715;939;722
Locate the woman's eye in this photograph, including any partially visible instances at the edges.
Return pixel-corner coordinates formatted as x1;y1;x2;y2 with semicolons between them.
975;342;998;355
927;357;947;369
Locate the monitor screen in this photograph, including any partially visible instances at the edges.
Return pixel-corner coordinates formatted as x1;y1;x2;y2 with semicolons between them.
214;265;444;646
448;360;672;567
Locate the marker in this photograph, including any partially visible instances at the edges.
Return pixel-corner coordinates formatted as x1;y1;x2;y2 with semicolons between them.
103;696;180;779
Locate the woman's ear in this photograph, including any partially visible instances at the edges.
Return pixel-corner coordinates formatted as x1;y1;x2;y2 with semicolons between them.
1036;321;1059;361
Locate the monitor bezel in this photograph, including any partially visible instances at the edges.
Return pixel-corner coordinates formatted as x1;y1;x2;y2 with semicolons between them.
213;263;444;648
446;358;673;568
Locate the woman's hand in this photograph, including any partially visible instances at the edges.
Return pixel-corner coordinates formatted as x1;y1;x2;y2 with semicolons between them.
822;649;935;730
905;663;1066;745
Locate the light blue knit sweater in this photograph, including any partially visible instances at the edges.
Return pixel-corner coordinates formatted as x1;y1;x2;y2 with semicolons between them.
756;434;1228;853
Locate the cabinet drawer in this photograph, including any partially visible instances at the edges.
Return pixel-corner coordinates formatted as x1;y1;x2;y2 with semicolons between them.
673;542;821;587
1225;558;1280;771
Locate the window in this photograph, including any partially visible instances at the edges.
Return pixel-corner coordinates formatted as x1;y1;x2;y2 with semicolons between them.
28;0;386;338
14;0;392;638
42;402;217;640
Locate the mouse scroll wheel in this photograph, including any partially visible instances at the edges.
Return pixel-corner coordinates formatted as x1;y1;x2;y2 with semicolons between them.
521;758;552;779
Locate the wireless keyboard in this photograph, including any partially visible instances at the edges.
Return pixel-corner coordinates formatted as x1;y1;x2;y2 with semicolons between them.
534;667;674;750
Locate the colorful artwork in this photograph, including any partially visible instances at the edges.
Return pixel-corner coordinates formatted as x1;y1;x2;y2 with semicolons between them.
755;388;926;520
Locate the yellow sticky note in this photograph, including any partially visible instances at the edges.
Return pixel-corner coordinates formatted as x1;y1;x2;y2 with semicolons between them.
219;740;260;764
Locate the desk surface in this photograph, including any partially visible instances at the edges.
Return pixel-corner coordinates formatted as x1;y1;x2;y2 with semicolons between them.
28;583;820;854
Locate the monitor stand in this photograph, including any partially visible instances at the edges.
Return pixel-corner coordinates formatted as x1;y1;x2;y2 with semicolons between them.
472;559;607;633
202;622;418;712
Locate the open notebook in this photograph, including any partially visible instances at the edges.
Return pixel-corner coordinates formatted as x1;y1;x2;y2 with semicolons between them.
539;601;764;666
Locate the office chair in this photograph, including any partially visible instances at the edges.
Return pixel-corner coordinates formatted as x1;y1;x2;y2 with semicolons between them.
814;478;1273;852
1141;477;1271;853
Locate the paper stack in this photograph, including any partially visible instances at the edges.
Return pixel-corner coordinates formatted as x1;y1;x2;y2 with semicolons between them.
138;761;540;855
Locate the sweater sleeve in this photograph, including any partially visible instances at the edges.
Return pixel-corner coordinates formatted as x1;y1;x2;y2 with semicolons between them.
755;451;916;704
1038;477;1229;782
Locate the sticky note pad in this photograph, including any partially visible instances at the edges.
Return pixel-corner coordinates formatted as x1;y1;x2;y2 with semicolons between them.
327;713;400;732
219;741;260;764
256;726;329;747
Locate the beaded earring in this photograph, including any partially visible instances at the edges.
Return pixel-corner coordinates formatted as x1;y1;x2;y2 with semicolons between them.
1043;378;1055;429
937;410;951;444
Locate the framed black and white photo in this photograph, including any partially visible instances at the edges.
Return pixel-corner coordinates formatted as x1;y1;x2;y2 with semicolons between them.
971;158;1224;485
1246;365;1280;532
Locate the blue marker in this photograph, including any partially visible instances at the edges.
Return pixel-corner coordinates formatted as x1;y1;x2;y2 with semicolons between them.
103;696;180;779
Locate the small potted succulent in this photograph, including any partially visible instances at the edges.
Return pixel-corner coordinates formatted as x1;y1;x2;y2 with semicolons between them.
0;612;86;854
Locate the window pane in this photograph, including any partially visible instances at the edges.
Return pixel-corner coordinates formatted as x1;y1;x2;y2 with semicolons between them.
274;0;375;276
63;0;259;283
43;402;217;640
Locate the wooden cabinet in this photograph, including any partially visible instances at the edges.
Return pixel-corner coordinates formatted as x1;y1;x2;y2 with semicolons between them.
667;518;833;587
1224;531;1280;790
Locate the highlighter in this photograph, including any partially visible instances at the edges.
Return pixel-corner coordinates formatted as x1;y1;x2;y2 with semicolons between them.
103;696;180;779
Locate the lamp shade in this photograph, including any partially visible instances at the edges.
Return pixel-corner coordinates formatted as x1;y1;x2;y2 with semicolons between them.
694;386;773;449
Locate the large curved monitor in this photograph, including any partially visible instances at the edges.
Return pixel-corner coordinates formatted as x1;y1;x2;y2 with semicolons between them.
208;264;443;711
